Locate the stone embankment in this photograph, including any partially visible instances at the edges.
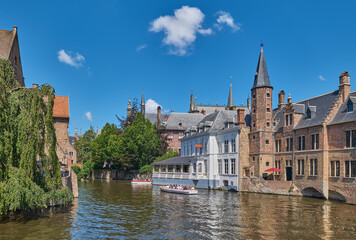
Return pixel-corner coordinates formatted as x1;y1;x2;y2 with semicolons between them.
240;177;302;196
62;168;79;198
91;169;152;181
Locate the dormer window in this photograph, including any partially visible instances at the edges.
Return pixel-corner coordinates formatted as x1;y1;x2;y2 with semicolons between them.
347;99;353;112
306;108;311;119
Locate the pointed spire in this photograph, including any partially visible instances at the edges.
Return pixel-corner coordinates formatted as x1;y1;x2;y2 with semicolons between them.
227;83;234;107
252;43;272;89
140;92;145;115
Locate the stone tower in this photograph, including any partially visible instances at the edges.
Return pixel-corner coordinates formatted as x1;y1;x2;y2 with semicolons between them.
250;43;274;177
189;91;194;113
140;92;145;115
339;71;350;102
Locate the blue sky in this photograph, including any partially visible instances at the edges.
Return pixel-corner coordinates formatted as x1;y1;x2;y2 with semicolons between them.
1;0;356;135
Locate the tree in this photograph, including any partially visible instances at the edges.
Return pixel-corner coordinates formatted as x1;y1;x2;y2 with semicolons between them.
123;113;161;169
0;59;72;214
116;98;139;131
74;128;96;163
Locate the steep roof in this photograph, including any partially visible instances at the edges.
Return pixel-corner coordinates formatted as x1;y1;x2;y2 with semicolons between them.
293;90;339;129
53;96;69;118
0;29;14;59
145;112;170;125
328;91;356;125
252;45;272;89
164;112;205;131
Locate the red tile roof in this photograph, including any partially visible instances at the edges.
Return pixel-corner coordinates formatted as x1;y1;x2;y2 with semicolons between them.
53;95;69;118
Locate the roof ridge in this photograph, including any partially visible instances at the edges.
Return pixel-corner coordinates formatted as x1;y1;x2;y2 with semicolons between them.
296;90;338;104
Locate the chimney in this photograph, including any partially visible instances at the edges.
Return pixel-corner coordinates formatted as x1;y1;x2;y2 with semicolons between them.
339;71;351;102
236;108;245;126
278;90;285;110
247;97;251;110
157;106;162;126
287;94;292;104
32;83;38;89
75;128;78;140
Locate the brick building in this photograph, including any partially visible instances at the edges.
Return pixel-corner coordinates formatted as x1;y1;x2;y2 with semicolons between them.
246;44;356;204
0;26;25;86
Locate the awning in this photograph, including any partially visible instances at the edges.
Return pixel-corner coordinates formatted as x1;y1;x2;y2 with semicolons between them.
265;168;282;172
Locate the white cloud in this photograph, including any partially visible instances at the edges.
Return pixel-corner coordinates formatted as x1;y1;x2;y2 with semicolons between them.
149;6;212;56
57;49;85;67
136;44;148;52
145;99;163;113
84;112;92;122
214;11;240;31
319;75;326;81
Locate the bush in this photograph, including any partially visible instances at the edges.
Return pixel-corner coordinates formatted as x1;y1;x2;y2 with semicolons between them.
72;161;94;180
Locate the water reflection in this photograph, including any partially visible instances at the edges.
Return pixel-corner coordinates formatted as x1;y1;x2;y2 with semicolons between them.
0;180;355;239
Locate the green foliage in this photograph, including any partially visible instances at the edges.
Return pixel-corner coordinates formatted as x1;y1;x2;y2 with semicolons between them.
45;187;73;206
71;161;94;180
0;59;72;214
123;113;161;169
74;129;96;163
139;149;178;174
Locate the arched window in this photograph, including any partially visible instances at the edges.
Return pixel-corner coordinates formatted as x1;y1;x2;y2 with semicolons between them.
306;108;311;119
347;99;353;112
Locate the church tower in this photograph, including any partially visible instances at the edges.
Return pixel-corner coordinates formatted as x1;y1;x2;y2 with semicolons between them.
250;43;274;177
140;92;145;115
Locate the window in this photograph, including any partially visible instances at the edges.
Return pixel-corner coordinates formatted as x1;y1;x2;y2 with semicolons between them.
231;139;236;152
330;161;340;177
266;140;269;145
183;165;189;173
224;159;229;174
161;165;167;172
310;159;318;176
286;114;293;126
218;160;222;174
346;130;356;148
224;140;229;153
168;132;174;141
179;132;184;139
275;139;281;152
168;165;174;172
267;122;270;127
347;99;353;112
297;159;304;175
198;163;202;173
286;160;292;167
275;160;281;174
223;180;229;187
204;142;208;154
204;160;207;173
154;165;160;172
253;123;256;128
286;138;293;152
231;159;236;175
266;162;270;167
193;163;196;173
175;165;181;173
311;134;319;150
267;92;271;97
298;136;305;150
252;156;255;162
267;108;270;112
253;109;256;113
306;108;311;119
69;152;73;157
345;160;356;177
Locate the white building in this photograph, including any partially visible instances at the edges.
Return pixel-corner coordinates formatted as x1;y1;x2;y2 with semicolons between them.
153;109;249;190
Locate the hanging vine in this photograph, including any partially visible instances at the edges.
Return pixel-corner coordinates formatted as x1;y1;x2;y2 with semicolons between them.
0;59;72;214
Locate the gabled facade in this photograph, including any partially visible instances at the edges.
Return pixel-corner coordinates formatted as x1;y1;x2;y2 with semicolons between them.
0;26;25;86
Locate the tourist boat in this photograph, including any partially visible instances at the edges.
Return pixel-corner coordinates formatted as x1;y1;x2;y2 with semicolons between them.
160;186;198;195
131;179;152;185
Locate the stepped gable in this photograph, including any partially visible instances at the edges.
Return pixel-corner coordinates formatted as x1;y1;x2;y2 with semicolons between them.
294;90;339;129
328;91;356;125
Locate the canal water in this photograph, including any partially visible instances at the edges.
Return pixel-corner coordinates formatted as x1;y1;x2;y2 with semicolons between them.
1;180;355;239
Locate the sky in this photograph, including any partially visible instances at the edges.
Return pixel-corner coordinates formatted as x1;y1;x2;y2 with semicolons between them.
1;0;356;135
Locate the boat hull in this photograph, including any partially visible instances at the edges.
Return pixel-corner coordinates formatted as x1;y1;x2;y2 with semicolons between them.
160;186;198;195
131;180;152;185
